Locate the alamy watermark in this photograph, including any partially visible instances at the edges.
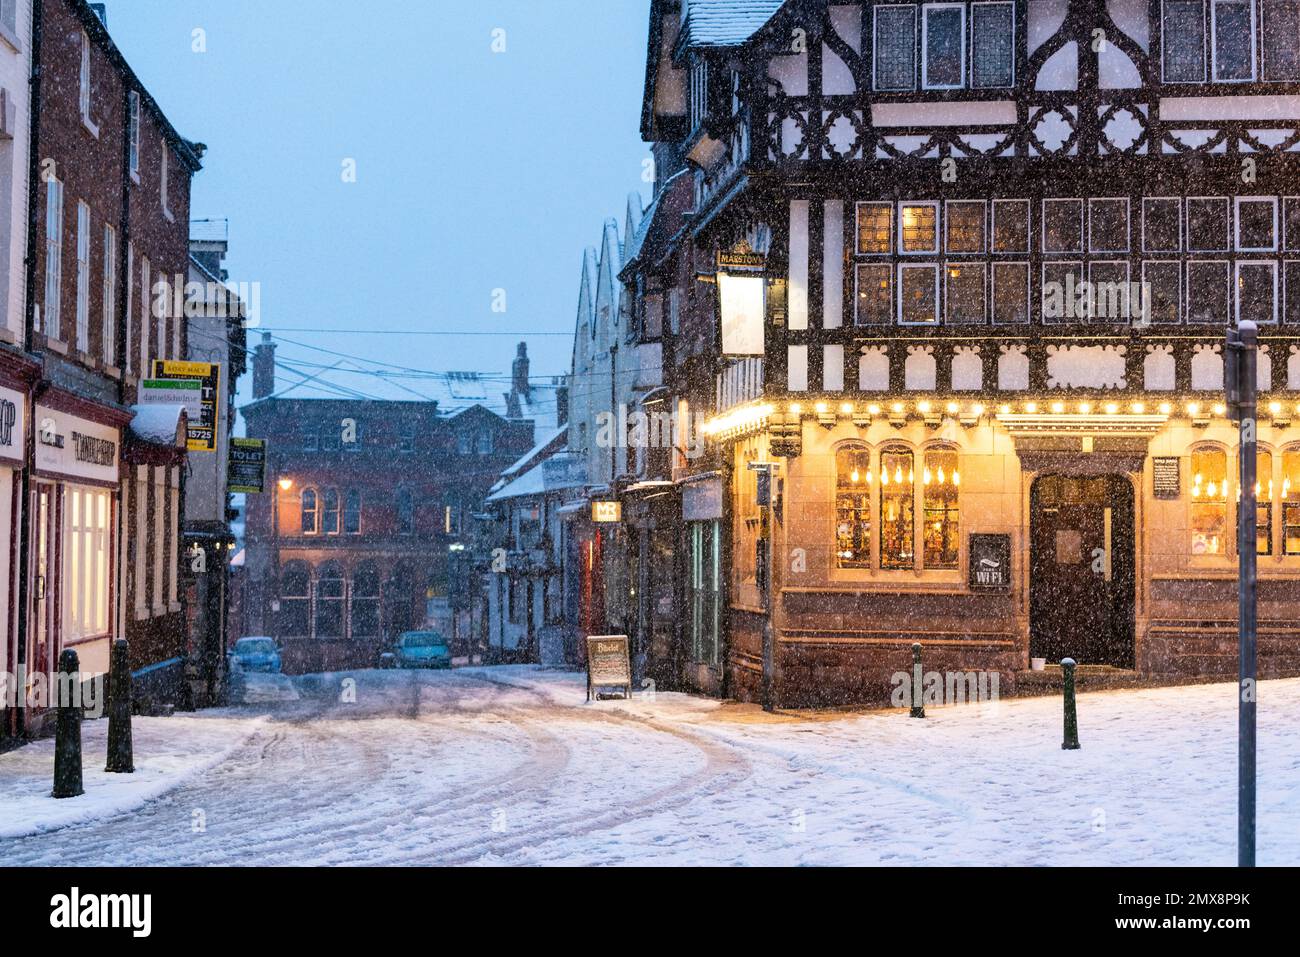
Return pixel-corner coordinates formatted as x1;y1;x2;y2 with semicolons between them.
150;274;261;327
0;667;105;718
595;403;706;460
1041;272;1151;326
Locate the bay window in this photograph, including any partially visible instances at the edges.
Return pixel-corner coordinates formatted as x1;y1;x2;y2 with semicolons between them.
1237;261;1278;324
1190;446;1228;555
1187;260;1230;323
923;449;960;569
1164;0;1208;81
880;447;916;569
900;203;939;253
835;446;872;568
946;201;986;254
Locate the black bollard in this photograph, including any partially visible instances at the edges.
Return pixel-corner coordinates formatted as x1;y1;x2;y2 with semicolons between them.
52;649;84;798
910;642;925;719
106;639;134;773
1061;657;1081;750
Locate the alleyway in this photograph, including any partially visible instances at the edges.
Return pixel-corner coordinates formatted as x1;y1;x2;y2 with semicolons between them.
3;668;1298;866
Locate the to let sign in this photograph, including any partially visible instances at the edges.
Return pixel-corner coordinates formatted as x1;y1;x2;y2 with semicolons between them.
228;437;267;493
968;534;1012;591
1153;456;1180;499
585;634;631;701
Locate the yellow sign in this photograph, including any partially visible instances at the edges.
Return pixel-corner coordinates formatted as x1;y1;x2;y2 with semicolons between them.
591;501;621;523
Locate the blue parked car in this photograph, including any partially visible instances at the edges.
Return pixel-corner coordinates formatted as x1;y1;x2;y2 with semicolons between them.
232;637;282;674
393;631;452;669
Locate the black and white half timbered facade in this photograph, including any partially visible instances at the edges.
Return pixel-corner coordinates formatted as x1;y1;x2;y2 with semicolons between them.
636;0;1300;705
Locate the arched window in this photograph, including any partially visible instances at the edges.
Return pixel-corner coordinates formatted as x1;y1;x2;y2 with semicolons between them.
322;488;340;535
1190;446;1228;555
279;562;310;637
300;488;318;535
1284;448;1300;554
879;446;915;569
343;489;361;535
835;445;872;568
396;488;414;535
922;447;960;569
351;561;380;639
314;561;345;639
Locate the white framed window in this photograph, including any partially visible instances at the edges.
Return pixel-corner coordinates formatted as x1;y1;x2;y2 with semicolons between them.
992;261;1030;324
79;31;99;135
1285;197;1300;250
134;466;147;616
127;91;140;178
1211;0;1256;81
1263;0;1300;80
1088;261;1132;321
992;199;1030;252
168;467;180;607
1187;196;1231;251
102;225;115;365
1187;259;1231;322
1237;260;1279;324
1143;260;1183;324
1042;199;1084;253
922;4;966;89
65;485;111;641
1285;260;1300;323
945;200;986;254
152;466;164;612
898;263;940;325
43;177;63;340
0;0;17;37
855;263;893;324
139;256;150;374
75;201;90;353
1089;198;1130;253
971;2;1015;87
945;262;987;324
856;201;894;254
1041;261;1083;323
160;137;174;221
1236;196;1278;251
1162;0;1209;82
874;5;918;91
899;201;940;254
124;242;134;375
1143;197;1183;252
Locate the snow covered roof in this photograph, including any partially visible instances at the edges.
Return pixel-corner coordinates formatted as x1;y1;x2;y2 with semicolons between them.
128;404;187;447
496;425;568;485
682;0;786;48
485;451;587;504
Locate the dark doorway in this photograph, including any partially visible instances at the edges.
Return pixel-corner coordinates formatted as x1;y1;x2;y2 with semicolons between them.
1030;474;1135;668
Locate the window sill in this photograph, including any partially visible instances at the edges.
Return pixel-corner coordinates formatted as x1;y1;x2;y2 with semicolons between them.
81;114;100;140
133;606;150;621
130;169;141;186
0;21;21;54
44;337;68;355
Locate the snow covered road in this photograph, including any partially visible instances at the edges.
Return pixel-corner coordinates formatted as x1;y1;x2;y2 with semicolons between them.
2;667;1297;866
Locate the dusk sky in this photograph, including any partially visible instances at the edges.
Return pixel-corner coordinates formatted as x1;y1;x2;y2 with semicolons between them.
104;0;651;417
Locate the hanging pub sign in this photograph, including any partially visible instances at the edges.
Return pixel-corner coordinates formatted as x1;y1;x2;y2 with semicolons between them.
968;534;1012;591
228;437;267;494
152;360;220;452
1153;456;1181;499
717;241;766;357
591;500;622;523
585;634;632;701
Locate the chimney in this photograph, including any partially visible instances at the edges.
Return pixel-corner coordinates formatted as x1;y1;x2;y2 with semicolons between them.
512;342;530;399
252;332;276;399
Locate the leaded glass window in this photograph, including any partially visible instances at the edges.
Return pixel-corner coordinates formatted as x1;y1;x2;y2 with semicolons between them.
875;6;917;90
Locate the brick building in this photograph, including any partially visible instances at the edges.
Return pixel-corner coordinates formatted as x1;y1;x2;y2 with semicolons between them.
239;336;561;673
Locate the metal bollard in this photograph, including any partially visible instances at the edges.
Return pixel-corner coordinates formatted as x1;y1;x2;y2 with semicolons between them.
1061;657;1080;750
105;639;134;773
910;642;925;719
52;649;84;798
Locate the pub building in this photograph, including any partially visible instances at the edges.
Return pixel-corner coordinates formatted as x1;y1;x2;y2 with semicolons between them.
636;0;1300;705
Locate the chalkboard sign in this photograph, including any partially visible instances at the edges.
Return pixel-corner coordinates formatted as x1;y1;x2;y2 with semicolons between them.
969;534;1012;591
585;635;632;701
1153;456;1180;499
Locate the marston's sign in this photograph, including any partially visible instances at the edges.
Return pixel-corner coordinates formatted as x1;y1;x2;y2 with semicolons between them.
585;634;632;701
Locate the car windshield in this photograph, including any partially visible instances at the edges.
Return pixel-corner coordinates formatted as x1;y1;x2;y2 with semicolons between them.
402;634;446;649
238;639;276;654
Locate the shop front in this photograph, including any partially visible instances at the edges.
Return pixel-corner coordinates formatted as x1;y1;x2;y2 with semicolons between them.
0;357;33;738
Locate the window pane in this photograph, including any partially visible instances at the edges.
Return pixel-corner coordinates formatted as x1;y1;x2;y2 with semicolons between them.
1252;450;1274;554
1041;262;1083;322
1089;198;1129;252
1191;447;1228;554
900;203;938;252
972;2;1015;87
1237;198;1277;250
945;263;987;323
1043;199;1083;252
836;447;872;568
1188;197;1230;250
1144;260;1182;324
301;490;317;534
1188;260;1230;323
1285;197;1300;250
1213;0;1255;81
1286;261;1300;323
1264;0;1300;79
1284;450;1300;553
992;200;1029;252
880;448;915;569
1089;262;1131;320
1164;0;1207;81
875;6;917;90
993;262;1030;323
857;202;893;253
1238;262;1277;324
899;265;939;324
1143;198;1182;251
924;5;965;88
923;449;960;569
855;264;893;324
946;201;985;253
